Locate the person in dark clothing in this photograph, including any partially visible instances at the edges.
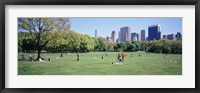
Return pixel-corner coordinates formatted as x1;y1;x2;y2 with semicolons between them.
117;53;121;61
77;52;80;61
48;58;51;62
102;54;104;59
60;53;63;57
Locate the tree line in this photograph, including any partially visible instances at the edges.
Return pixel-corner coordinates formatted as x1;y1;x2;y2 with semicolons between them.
18;31;182;54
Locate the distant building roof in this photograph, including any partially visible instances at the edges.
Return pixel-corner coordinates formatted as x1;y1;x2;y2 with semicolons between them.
148;24;160;28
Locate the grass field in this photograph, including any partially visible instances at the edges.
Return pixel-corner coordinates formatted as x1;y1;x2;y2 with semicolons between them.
18;51;182;75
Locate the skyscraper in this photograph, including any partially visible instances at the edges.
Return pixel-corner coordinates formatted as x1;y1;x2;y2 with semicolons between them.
116;39;119;43
119;26;131;42
131;33;137;41
118;31;121;43
95;29;98;38
111;31;116;42
163;35;167;39
136;33;141;41
176;32;182;40
148;25;162;41
167;34;176;40
106;36;110;41
106;36;113;42
146;37;149;41
141;30;145;41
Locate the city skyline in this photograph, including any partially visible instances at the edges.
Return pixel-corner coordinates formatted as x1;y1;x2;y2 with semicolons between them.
70;17;182;38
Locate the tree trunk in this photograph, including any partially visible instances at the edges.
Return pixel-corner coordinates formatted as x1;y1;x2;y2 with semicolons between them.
36;40;49;60
37;48;41;60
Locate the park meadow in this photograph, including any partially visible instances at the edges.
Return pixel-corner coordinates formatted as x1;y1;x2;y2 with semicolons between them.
18;51;182;75
18;18;182;75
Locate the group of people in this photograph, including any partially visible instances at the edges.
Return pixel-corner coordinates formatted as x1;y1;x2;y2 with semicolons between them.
20;53;52;62
29;55;51;62
100;52;126;62
21;52;126;62
118;53;125;61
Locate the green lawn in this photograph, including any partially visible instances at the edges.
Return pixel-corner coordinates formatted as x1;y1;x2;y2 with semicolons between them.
18;51;182;75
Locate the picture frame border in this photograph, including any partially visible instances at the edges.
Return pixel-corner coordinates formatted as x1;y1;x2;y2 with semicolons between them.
0;0;200;93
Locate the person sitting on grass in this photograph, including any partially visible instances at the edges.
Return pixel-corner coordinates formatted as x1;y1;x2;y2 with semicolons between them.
102;54;104;59
29;55;33;62
38;57;43;62
48;58;51;62
117;53;121;61
41;57;45;61
121;53;125;61
112;62;123;65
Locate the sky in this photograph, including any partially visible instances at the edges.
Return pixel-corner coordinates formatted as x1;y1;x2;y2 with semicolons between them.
70;17;182;38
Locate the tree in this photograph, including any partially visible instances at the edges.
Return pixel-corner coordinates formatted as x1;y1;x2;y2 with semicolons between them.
170;40;182;54
67;31;82;52
125;41;134;52
80;34;95;52
47;31;69;52
96;37;108;51
106;41;116;52
146;39;181;54
18;32;36;53
141;41;149;51
18;18;70;59
18;38;23;52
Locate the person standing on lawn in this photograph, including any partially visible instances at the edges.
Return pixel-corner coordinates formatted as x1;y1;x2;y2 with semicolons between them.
121;53;125;61
77;52;80;61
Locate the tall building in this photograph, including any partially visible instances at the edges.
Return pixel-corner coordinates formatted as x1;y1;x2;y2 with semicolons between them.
160;31;162;39
131;33;137;41
146;37;149;41
119;26;131;42
111;31;116;42
141;30;145;41
106;36;110;41
118;31;121;43
106;36;113;42
116;39;119;43
167;34;176;40
176;32;182;40
163;35;167;39
95;29;98;38
137;33;141;41
148;25;162;41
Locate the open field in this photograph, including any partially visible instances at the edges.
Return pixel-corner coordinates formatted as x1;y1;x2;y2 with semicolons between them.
18;51;182;75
